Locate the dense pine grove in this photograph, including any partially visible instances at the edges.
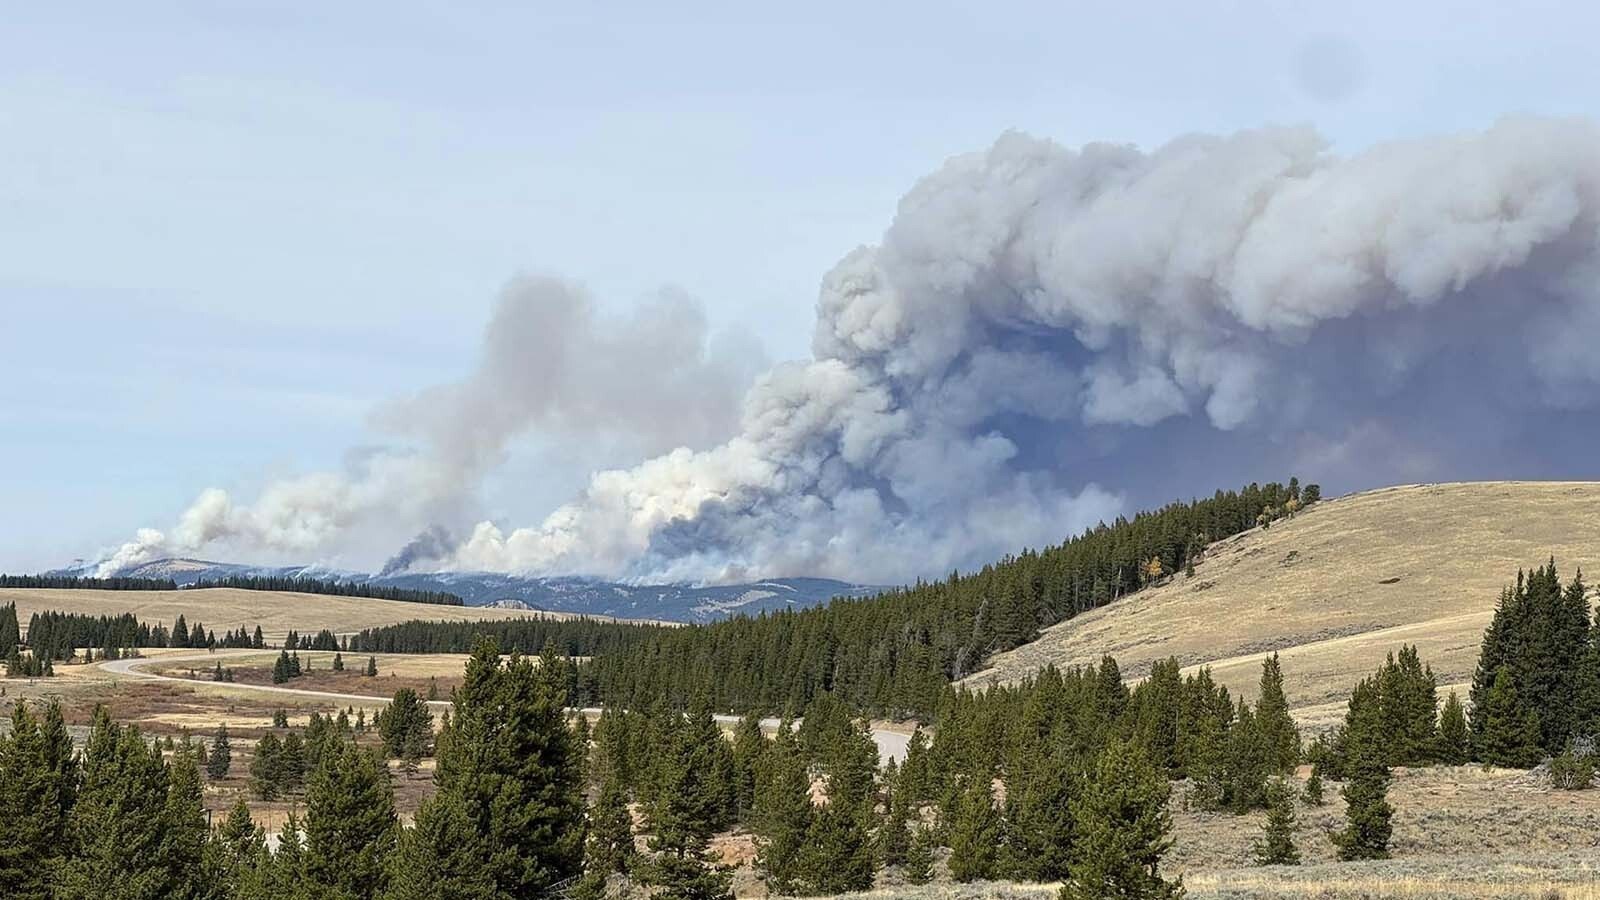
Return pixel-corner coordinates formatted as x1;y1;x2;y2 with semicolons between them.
189;575;465;606
586;478;1318;718
0;573;180;590
347;615;664;657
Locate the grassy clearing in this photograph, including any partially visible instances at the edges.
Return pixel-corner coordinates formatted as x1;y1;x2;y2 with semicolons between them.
0;585;617;644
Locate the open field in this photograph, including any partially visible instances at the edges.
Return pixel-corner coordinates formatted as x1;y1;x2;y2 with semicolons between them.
0;585;660;643
966;482;1600;720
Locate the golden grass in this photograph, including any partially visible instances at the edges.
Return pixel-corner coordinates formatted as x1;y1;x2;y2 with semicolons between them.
967;482;1600;716
0;586;664;643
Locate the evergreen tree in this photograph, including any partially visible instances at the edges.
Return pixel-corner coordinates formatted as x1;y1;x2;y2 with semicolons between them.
730;712;766;822
1256;653;1300;772
1060;741;1182;900
752;721;812;895
333;652;345;672
377;688;432;762
58;710;176;900
1335;678;1393;861
382;792;494;900
1436;691;1469;765
584;775;637;881
1301;769;1324;806
642;702;735;900
250;733;282;800
1476;667;1543;768
208;724;233;779
797;801;876;895
1252;779;1300;865
161;743;212;900
0;701;77;899
429;637;587;896
1220;700;1269;813
946;777;1000;882
303;739;398;900
0;601;19;657
214;799;267;897
366;656;378;676
998;751;1076;882
903;823;935;886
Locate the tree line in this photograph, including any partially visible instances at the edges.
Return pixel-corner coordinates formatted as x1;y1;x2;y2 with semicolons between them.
189;576;464;606
583;478;1319;718
0;574;179;590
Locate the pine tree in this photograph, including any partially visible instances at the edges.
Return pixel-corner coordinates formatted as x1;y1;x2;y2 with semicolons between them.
1252;778;1300;865
1221;700;1269;813
333;652;345;672
1256;653;1300;773
1060;741;1182;900
585;775;637;881
752;721;812;895
1335;678;1393;861
998;751;1076;882
1302;769;1324;806
304;738;397;900
642;702;735;900
429;638;587;896
731;712;766;822
250;732;282;800
161;743;211;900
1476;667;1543;768
0;701;76;900
58;710;176;900
215;799;267;897
208;724;233;778
0;602;19;657
382;792;494;900
366;656;378;677
946;776;1000;882
1436;691;1469;765
903;823;935;885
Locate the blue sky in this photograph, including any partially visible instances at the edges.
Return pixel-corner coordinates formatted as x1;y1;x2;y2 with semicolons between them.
5;1;1599;572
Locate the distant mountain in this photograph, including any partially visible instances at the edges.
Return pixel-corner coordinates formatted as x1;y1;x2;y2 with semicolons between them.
63;557;879;624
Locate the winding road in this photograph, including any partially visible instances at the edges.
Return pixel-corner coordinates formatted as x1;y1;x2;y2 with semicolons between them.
99;650;912;763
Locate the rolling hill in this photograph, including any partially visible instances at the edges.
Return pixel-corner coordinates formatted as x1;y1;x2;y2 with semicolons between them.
964;481;1600;728
0;585;661;644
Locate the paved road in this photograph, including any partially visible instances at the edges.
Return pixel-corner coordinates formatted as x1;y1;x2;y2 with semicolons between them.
102;651;911;763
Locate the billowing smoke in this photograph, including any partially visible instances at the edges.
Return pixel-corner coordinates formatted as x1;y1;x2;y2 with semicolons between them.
103;117;1600;585
96;278;765;575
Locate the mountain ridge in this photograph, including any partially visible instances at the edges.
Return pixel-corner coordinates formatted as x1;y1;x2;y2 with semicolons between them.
56;557;879;624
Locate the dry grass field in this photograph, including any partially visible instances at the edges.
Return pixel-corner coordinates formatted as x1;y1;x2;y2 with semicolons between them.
0;585;639;643
966;482;1600;722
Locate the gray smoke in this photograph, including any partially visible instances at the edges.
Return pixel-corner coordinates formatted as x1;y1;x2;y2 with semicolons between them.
447;117;1600;583
377;525;456;578
103;117;1600;585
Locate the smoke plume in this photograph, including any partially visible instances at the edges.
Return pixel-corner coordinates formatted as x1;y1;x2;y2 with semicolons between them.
102;117;1600;584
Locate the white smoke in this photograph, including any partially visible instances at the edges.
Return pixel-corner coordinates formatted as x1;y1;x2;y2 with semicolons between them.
95;277;765;576
103;117;1600;584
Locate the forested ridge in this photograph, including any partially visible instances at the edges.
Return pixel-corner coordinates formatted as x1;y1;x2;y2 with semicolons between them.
586;478;1317;717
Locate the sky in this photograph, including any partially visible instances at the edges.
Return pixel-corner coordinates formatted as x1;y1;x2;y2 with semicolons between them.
5;1;1599;574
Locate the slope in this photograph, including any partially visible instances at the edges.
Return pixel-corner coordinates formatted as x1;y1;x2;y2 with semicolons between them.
1;586;664;644
964;482;1600;723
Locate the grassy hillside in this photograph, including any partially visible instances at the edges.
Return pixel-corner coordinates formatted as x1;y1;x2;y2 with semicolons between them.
965;482;1600;726
0;585;636;643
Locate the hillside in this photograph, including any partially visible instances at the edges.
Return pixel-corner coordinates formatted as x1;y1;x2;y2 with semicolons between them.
965;482;1600;726
69;558;878;623
0;586;656;643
